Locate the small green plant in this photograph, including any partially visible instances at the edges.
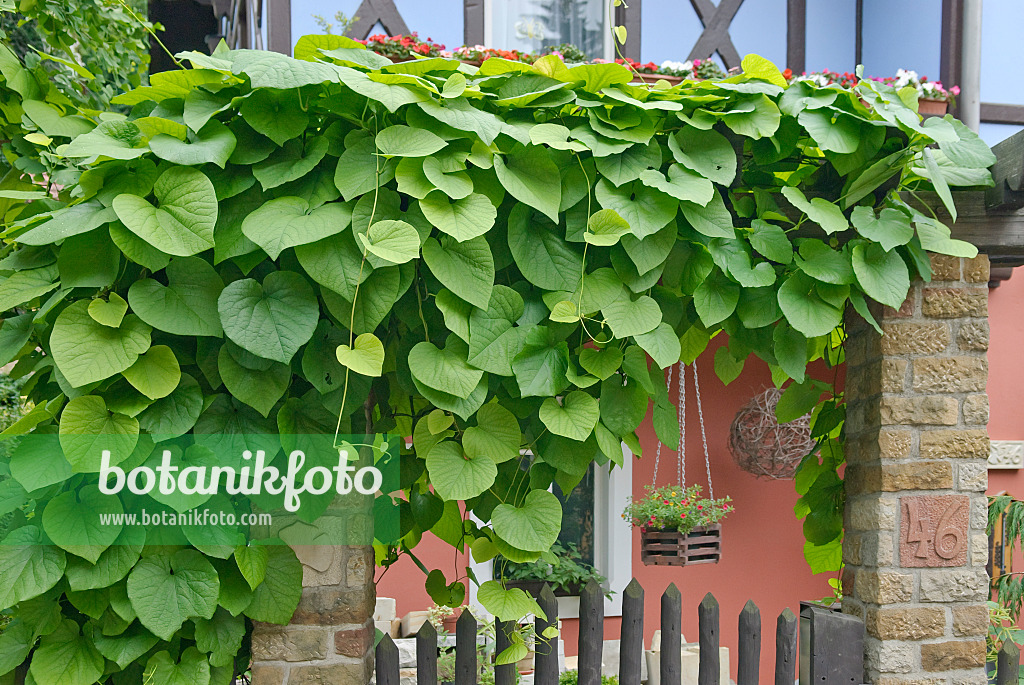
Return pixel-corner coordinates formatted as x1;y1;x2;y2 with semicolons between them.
497;542;608;596
559;670;619;685
623;484;733;531
312;10;357;35
987;600;1024;663
541;43;588;63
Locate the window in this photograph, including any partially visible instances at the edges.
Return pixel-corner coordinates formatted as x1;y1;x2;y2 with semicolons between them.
483;0;613;60
468;445;633;618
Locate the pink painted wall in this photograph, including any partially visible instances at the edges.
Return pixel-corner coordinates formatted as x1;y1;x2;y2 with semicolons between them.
379;335;833;679
379;272;1022;677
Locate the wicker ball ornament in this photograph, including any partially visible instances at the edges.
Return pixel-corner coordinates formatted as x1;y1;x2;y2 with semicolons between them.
728;387;815;479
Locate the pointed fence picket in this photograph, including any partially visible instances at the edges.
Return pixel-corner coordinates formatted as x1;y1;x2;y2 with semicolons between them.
376;578;871;685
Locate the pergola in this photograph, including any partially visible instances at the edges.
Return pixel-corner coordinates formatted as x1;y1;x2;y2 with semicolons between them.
241;130;1024;685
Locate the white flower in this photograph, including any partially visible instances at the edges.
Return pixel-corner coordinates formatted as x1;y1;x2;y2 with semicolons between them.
895;68;919;88
660;59;693;73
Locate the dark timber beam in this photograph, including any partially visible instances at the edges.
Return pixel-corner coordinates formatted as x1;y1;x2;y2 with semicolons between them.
688;0;744;69
345;0;410;40
986;130;1024;210
786;0;806;73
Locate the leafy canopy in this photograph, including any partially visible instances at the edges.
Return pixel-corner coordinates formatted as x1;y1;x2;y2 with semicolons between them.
0;32;990;681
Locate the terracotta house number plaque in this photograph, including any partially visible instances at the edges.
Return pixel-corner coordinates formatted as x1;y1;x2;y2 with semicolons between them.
899;495;969;567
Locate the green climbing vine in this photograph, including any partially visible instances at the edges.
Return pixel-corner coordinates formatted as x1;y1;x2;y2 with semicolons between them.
0;26;995;682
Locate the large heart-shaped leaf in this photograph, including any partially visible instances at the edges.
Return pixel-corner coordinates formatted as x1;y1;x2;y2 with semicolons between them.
425;441;497;500
375;124;447;157
409;340;484;397
253;137;329;190
422;235;494;310
493;145;561;222
467;285;526;376
462;402;521;463
507;205;583;292
218;271;318;363
244;544;302;624
9;432;72;492
850;206;914;251
777;272;844;338
42;487;123;563
295;231;367;301
477;581;544;622
59;395;140;472
492;490;561;552
335;332;385;377
602;293;662;338
112;166;218;256
668;126;736;186
539;391;599;441
122;345;181;399
149;119;237;168
852;242;910;309
218;345;290;417
65;527;145;591
127;549;219;640
128;256;224;337
89;623;159;670
595;178;677;239
242;197;351;260
419;192;496;242
27;619;104;685
0;526;66;611
51;300;152;387
195;608;245;668
357;219;421;264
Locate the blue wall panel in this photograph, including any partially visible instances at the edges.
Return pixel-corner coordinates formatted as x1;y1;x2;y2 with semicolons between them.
804;0;855;73
860;0;941;78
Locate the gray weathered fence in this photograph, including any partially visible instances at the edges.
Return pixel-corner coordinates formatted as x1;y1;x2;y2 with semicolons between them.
375;577;887;685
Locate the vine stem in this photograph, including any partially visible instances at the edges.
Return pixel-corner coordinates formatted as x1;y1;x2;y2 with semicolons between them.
115;0;183;70
334;113;380;448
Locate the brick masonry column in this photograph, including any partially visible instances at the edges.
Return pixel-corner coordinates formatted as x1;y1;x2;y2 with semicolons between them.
843;255;991;685
250;545;376;684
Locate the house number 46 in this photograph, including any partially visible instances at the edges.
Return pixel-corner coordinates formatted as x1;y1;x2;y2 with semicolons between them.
900;495;969;568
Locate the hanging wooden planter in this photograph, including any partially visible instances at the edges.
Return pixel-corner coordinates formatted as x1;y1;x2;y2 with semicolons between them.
640;524;722;566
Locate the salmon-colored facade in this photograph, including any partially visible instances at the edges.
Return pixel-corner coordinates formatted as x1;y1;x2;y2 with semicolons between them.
378;274;1022;678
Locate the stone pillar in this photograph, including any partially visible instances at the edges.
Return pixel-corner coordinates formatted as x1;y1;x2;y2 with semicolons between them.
250;545;376;684
843;255;991;685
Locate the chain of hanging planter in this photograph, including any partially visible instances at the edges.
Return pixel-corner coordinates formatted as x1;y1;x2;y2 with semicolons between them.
640;361;724;567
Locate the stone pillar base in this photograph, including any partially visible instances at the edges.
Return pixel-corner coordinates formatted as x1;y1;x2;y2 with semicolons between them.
843;256;991;684
251;546;376;685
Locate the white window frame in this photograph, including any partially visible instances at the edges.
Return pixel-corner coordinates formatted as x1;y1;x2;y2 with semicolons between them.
467;443;633;619
481;0;614;60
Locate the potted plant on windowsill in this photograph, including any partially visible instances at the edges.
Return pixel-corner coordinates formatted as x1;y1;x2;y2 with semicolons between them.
497;542;608;598
359;33;447;62
623;484;733;566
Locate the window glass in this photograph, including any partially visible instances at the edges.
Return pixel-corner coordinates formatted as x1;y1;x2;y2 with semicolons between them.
488;0;608;59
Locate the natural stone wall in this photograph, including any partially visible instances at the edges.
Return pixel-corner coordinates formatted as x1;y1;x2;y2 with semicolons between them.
251;545;376;685
843;255;991;684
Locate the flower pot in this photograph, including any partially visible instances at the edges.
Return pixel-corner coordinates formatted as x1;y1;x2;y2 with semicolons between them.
629;73;684;87
640;524;722;566
441;609;461;634
516;650;535;674
918;98;948;116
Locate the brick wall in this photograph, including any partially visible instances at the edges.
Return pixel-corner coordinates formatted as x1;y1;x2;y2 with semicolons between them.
843;255;991;684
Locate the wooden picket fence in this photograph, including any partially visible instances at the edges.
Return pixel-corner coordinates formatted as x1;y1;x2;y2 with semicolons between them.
375;578;873;685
